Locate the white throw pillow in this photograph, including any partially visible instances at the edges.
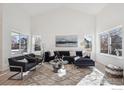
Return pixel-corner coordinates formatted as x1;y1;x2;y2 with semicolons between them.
50;51;54;56
74;56;80;61
17;58;28;63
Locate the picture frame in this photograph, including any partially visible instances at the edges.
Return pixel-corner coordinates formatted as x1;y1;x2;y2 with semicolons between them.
56;35;78;47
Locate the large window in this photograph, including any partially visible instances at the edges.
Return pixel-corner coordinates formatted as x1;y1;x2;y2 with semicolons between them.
11;32;28;55
100;26;122;57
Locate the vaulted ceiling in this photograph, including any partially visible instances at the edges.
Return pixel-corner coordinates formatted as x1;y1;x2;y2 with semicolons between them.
18;3;108;16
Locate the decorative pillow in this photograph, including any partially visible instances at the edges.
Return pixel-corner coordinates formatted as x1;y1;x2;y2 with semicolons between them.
17;58;28;63
25;55;36;63
83;51;90;58
50;51;54;56
74;56;80;61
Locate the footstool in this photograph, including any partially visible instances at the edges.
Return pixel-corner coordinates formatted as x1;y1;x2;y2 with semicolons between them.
74;57;95;67
105;64;123;78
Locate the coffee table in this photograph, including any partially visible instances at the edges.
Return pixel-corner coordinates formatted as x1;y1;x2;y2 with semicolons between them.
49;60;67;77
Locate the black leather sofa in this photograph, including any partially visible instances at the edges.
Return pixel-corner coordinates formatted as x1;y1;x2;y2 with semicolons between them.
44;51;55;62
44;50;95;66
54;51;70;57
76;51;83;57
44;51;83;64
8;53;42;79
62;56;74;64
54;51;95;66
54;51;74;64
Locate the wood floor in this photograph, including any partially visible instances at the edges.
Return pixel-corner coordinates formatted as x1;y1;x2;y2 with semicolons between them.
0;62;123;85
0;63;93;85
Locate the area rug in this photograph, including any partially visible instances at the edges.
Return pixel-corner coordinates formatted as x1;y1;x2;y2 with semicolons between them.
77;68;111;85
21;63;93;85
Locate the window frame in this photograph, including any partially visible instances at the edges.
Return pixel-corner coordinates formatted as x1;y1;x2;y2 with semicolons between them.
99;25;123;58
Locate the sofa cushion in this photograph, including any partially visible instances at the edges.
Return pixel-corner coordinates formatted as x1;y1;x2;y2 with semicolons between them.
63;56;74;64
74;56;80;61
76;51;83;57
59;51;70;56
54;51;70;56
26;62;37;71
28;53;35;57
50;51;54;56
25;55;37;63
17;58;28;63
12;56;25;60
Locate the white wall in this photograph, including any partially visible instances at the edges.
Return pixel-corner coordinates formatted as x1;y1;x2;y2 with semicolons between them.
31;8;96;59
96;4;124;67
0;4;3;71
1;4;31;71
1;4;124;71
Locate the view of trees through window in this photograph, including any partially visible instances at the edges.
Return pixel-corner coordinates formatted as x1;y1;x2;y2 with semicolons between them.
100;26;122;57
11;32;28;54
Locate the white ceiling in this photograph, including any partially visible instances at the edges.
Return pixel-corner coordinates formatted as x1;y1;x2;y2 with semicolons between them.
19;3;108;16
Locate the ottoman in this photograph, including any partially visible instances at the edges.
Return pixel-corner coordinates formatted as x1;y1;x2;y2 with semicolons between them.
74;57;95;67
105;64;123;78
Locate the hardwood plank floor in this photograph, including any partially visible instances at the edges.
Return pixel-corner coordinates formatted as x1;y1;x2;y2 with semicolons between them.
0;62;123;85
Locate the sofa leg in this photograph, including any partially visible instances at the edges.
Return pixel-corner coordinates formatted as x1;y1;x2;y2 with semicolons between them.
8;72;23;80
20;68;23;80
8;66;23;80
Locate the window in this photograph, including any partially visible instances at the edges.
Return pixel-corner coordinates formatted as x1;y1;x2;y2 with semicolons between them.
32;35;41;52
84;34;92;51
100;33;109;54
20;35;28;53
11;32;20;53
100;26;122;57
11;32;28;55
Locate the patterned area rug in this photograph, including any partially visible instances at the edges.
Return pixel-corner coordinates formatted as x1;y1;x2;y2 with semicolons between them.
21;63;93;85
